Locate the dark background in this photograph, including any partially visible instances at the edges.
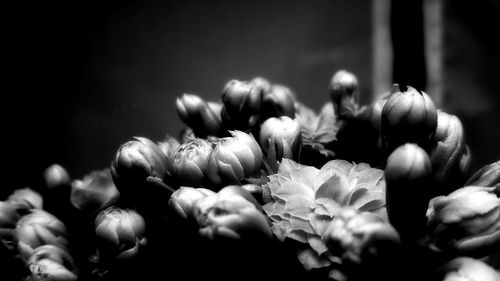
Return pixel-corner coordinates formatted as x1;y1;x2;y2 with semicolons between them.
3;0;500;198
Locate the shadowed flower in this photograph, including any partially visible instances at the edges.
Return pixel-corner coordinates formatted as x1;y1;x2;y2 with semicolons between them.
206;131;263;187
27;244;78;281
70;169;120;215
176;93;223;138
15;209;69;261
261;84;296;121
427;185;500;259
94;206;147;262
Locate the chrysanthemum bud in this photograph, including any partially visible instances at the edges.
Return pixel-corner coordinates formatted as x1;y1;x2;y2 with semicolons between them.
221;80;262;131
94;206;147;262
329;70;359;119
385;143;433;242
27;244;78;281
430;110;471;195
169;138;214;187
259;116;302;170
15;209;69;261
381;84;437;153
111;136;169;198
193;185;272;241
176;93;223;138
427;185;500;259
206;131;263;187
7;188;43;210
70;169;120;215
261;84;296;121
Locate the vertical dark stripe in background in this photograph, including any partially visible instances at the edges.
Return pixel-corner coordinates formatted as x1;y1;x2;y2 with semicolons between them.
390;0;427;91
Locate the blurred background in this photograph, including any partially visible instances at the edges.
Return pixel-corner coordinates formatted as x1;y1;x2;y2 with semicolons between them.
3;0;500;197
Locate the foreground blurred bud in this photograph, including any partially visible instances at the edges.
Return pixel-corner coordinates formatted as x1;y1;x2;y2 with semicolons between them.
0;201;21;253
7;187;43;210
206;131;263;186
94;206;147;262
176;93;223;138
259;116;302;170
323;207;400;275
16;209;68;261
436;257;500;281
27;244;78;281
70;169;120;215
221;80;262;131
44;164;71;190
169;138;213;187
431;110;471;195
157;135;180;159
427;185;500;259
168;187;215;220
261;84;296;121
466;160;500;188
111;136;169;196
381;84;437;153
329;70;359;119
193;185;272;241
385;143;433;242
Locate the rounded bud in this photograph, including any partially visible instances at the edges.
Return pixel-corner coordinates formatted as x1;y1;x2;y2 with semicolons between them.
381;84;437;153
7;188;43;210
44;164;71;190
436;257;500;281
261;84;296;121
169;138;214;187
70;169;120;215
221;80;262;131
329;70;359;119
168;187;215;220
176;93;223;138
259;116;302;169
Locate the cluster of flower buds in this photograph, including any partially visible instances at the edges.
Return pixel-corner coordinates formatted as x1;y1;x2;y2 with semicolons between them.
381;84;438;154
426;185;500;263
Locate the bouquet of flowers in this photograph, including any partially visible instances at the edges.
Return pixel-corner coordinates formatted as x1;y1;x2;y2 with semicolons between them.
1;70;499;281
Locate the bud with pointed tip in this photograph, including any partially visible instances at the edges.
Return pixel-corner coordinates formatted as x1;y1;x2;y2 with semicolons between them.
111;136;169;198
261;84;296;121
169;138;214;187
7;188;43;210
221;80;262;131
206;131;263;187
259;116;302;169
27;244;78;281
70;169;120;215
427;185;500;259
430;110;471;195
329;70;359;119
176;93;223;138
94;206;147;262
385;143;433;242
15;209;69;261
381;84;437;153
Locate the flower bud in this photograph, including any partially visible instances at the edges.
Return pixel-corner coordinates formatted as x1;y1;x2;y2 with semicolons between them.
27;244;78;281
156;135;180;159
329;70;359;119
221;80;262;131
168;187;215;220
193;186;272;241
323;207;400;275
169;138;213;187
436;257;500;281
70;169;120;215
381;84;437;154
15;209;68;261
7;187;43;210
111;136;169;196
250;76;272;95
466;160;500;189
176;93;223;138
261;84;296;121
259;116;302;169
0;201;22;253
426;185;500;258
44;164;71;190
94;206;147;262
206;131;263;186
385;143;433;242
430;110;471;195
